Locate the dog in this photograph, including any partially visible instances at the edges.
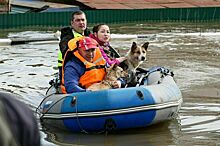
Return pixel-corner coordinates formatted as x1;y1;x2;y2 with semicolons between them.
120;42;149;86
87;64;128;91
121;42;149;72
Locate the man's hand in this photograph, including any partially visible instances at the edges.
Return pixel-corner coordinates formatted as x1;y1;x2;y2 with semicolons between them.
111;80;121;88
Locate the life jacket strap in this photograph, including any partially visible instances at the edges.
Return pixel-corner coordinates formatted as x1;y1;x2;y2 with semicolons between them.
86;65;106;71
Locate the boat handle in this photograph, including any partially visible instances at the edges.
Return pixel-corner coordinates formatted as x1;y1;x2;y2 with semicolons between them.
136;90;144;100
71;96;77;106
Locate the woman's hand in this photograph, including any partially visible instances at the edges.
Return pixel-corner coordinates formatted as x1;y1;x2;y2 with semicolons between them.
117;57;126;63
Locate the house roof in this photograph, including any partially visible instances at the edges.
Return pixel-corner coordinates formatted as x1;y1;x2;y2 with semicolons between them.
76;0;220;9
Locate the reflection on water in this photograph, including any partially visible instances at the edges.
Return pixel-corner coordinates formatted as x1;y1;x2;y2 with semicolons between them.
1;23;220;145
42;121;179;146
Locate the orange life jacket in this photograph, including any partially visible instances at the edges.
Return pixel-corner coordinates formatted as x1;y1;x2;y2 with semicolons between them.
61;38;106;94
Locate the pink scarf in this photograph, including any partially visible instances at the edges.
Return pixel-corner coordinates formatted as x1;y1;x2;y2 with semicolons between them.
89;34;120;65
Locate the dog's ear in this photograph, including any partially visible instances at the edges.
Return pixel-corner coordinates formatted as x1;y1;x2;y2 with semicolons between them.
131;42;137;52
142;42;149;50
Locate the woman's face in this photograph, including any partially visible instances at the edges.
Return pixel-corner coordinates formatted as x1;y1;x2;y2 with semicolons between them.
95;25;110;43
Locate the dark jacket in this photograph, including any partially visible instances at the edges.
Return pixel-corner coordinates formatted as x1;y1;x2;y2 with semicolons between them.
59;26;91;57
0;92;40;146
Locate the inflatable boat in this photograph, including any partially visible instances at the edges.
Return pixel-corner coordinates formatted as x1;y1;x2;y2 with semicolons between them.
37;66;182;133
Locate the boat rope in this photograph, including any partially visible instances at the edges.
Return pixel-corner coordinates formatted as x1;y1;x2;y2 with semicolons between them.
74;95;106;134
74;95;89;134
35;93;67;119
36;94;107;134
35;94;52;116
40;99;182;119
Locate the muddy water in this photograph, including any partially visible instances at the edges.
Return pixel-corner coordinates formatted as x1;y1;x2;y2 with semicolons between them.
0;24;220;146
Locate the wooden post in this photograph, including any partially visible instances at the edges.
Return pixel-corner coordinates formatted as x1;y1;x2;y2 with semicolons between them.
0;0;10;13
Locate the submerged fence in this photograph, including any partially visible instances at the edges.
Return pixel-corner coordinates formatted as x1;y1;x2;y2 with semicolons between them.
0;7;220;29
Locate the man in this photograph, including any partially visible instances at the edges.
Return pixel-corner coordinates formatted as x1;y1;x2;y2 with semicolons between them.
58;10;91;80
61;37;124;93
61;37;106;93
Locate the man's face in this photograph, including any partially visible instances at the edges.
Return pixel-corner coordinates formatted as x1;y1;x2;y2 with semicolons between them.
71;14;87;34
78;48;95;62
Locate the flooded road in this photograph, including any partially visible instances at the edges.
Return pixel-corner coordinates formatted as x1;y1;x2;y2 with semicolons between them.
0;24;220;146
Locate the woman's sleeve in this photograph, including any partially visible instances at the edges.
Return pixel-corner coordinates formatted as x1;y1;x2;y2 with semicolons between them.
100;47;120;65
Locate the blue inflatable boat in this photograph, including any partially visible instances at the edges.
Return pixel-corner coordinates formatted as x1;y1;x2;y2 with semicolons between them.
37;66;182;133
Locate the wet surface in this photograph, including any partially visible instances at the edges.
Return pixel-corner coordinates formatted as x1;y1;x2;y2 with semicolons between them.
0;23;220;145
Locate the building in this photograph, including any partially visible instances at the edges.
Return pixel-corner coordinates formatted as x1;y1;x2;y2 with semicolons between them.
0;0;10;13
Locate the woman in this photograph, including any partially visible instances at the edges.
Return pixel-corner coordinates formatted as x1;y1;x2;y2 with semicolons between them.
89;24;126;66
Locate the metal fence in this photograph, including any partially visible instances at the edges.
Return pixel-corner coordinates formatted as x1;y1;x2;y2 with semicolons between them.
0;7;220;29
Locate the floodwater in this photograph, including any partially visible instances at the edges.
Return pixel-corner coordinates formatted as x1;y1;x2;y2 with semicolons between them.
0;23;220;146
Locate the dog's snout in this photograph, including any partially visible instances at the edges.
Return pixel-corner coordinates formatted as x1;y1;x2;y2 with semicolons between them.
141;56;145;61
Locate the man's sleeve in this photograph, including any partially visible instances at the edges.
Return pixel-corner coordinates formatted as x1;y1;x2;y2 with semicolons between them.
59;27;74;57
64;60;86;93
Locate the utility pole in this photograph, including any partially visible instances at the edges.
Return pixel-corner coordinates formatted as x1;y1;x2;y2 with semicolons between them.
0;0;10;13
